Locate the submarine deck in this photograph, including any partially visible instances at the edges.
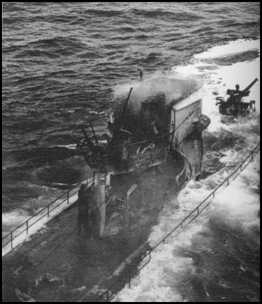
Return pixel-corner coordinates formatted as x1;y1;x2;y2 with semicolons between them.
2;151;189;302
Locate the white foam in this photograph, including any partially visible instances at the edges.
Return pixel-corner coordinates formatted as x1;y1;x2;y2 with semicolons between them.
172;39;260;132
212;154;260;230
194;39;260;60
115;39;260;302
2;189;80;256
2;209;29;229
116;151;259;302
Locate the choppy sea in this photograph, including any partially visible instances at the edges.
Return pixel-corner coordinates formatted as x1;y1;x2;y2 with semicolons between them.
2;2;260;302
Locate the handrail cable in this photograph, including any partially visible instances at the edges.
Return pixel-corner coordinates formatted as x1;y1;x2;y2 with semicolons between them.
78;142;259;302
3;106;199;249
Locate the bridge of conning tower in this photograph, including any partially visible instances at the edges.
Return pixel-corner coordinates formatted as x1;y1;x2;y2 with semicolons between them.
75;85;209;178
76;93;208;238
2;87;212;303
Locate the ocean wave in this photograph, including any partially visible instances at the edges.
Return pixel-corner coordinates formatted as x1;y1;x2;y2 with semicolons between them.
179;155;260;301
2;209;30;231
130;8;202;21
14;49;61;59
211;50;259;65
191;26;215;35
84;8;124;17
3;14;79;26
194;39;260;60
2;184;63;222
11;146;77;164
102;42;130;50
36;163;82;185
110;35;134;41
117;26;137;33
142;52;162;64
12;36;87;58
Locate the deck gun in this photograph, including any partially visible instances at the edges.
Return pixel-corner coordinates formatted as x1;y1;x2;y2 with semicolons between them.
226;78;258;97
241;78;258;96
112;87;133;137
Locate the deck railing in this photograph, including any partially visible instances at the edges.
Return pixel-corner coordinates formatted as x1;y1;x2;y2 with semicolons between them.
2;106;201;257
2;181;91;256
79;142;260;302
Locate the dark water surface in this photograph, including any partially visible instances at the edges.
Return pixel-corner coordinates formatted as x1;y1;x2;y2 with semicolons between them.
2;2;260;302
3;2;259;150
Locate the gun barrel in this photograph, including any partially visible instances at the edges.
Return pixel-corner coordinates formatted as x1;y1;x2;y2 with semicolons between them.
118;87;133;128
242;78;258;93
121;87;133;117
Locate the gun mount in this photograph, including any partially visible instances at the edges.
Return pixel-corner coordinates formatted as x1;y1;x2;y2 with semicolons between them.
241;78;258;96
216;78;258;117
226;78;258;97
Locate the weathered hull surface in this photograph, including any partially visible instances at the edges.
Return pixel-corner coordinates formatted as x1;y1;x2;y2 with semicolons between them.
2;149;191;302
2;95;208;302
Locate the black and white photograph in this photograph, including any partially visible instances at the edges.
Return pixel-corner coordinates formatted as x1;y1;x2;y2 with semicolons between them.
2;2;260;302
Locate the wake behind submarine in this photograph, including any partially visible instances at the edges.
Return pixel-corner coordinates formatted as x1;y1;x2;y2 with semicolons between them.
3;75;211;302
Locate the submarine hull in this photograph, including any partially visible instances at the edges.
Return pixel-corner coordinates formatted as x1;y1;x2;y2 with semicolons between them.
2;94;209;301
2;148;191;302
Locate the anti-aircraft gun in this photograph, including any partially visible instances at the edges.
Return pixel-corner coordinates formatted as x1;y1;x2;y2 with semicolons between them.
75;86;172;175
216;78;258;116
226;78;258;97
74;88;134;173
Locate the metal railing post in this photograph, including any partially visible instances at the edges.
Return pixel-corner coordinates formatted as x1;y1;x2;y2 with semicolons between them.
26;220;29;234
10;232;13;249
67;190;70;204
47;205;50;217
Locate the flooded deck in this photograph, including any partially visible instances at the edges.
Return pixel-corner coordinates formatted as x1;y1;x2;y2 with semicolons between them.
3;150;190;302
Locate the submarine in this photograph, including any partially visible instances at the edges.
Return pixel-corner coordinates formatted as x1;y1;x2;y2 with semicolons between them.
2;76;210;302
